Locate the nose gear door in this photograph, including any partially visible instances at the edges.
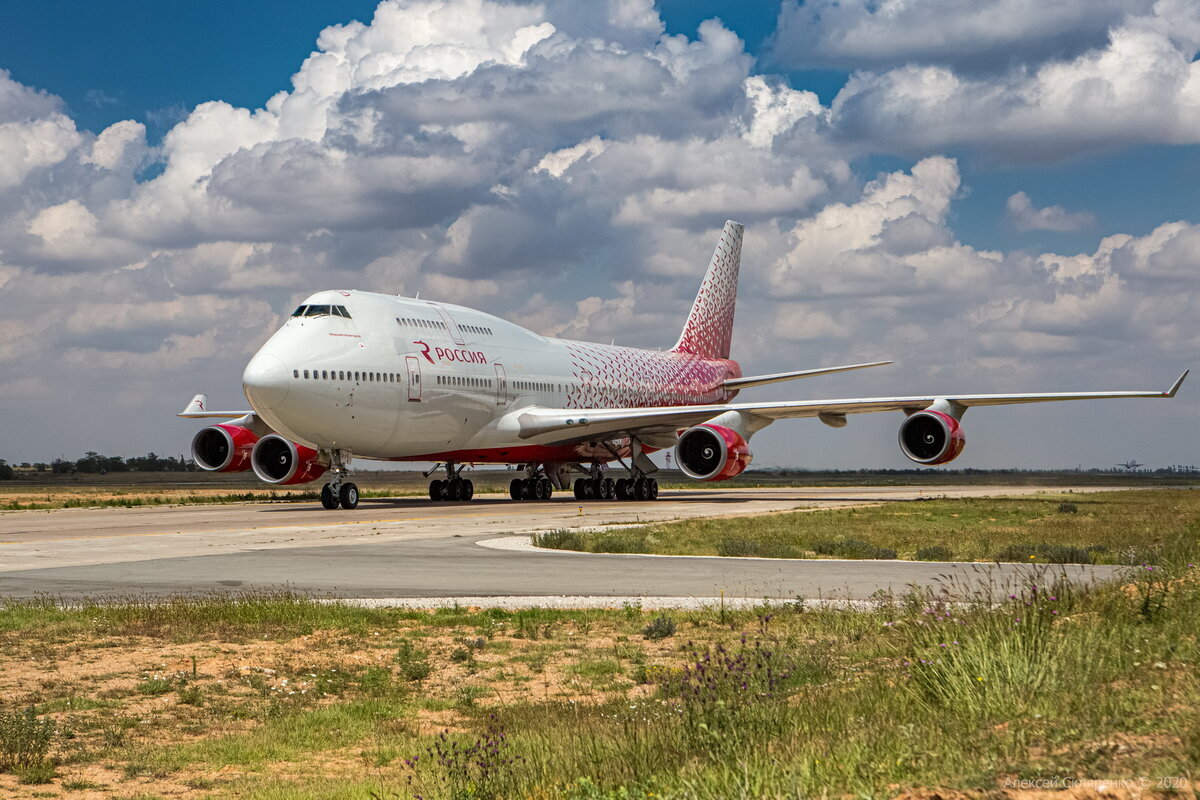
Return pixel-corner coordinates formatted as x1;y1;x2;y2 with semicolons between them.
406;355;422;402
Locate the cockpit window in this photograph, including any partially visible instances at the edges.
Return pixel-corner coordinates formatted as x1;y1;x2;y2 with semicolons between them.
333;305;352;318
291;305;307;317
304;305;333;317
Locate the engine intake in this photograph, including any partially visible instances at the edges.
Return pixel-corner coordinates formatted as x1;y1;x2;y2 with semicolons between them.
675;424;752;481
898;410;965;465
251;434;327;485
191;424;259;472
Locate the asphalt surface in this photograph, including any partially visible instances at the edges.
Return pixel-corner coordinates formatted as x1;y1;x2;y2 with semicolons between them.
0;486;1126;603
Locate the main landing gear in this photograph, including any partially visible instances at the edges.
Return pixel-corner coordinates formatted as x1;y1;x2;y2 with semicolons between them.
320;451;358;510
428;462;474;502
573;474;658;501
510;474;554;501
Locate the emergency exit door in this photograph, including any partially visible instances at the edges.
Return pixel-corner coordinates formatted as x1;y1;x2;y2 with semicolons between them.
406;356;422;402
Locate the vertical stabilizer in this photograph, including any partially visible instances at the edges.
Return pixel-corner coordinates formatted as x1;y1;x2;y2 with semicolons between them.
671;220;743;359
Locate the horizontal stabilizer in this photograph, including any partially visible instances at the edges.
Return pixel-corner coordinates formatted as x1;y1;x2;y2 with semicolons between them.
177;394;253;419
722;361;892;391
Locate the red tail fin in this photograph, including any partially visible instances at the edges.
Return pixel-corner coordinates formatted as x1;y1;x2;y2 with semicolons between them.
671;220;743;360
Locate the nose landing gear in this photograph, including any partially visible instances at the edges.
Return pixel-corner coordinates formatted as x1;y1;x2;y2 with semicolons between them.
320;450;358;510
428;462;474;502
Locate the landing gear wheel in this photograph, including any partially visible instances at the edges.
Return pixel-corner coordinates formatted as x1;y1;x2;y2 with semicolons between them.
648;478;659;500
510;478;522;500
633;478;648;501
320;484;340;510
430;479;444;501
339;482;359;509
462;479;474;501
448;480;463;501
573;478;586;500
616;478;631;500
604;478;616;500
542;478;554;500
529;479;542;500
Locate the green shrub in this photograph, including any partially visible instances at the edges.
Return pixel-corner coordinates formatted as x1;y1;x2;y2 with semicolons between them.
395;639;432;681
642;615;676;640
177;685;204;706
915;545;955;561
14;760;56;784
531;529;585;550
0;708;54;772
995;543;1092;564
812;538;897;559
1057;502;1078;513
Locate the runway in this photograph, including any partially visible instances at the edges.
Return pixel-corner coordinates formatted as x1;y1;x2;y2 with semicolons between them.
0;486;1126;603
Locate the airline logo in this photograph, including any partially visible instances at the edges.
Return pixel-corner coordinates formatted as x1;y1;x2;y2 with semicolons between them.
414;341;488;365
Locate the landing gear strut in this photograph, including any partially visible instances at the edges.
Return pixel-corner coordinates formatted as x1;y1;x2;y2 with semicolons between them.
509;465;553;501
320;451;358;510
428;462;474;502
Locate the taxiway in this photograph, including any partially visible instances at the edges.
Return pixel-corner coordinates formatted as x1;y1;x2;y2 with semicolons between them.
0;486;1127;603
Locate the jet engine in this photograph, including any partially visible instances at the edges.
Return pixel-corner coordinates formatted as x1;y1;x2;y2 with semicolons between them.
898;410;965;465
675;424;753;481
191;424;259;472
251;434;327;485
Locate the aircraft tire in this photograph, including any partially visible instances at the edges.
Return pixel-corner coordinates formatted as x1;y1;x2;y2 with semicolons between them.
448;480;463;501
510;479;522;500
633;478;648;501
573;478;586;500
648;478;659;500
339;482;359;509
462;479;474;501
431;480;444;501
615;478;630;500
540;478;553;500
321;484;340;510
604;478;616;500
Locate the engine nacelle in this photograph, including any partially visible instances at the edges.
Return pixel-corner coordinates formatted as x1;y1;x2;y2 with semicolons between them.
251;434;327;485
675;424;753;481
898;410;966;465
191;424;259;472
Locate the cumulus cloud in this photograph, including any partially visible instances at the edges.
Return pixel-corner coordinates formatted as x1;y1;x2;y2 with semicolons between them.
827;1;1200;160
1006;192;1094;232
770;0;1154;72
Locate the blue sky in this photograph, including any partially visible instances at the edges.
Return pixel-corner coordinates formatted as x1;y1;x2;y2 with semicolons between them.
0;0;1196;468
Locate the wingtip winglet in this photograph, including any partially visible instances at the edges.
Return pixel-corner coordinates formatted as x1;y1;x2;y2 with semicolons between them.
1166;369;1189;398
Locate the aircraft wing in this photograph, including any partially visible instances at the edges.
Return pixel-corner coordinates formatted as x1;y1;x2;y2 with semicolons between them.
516;370;1188;444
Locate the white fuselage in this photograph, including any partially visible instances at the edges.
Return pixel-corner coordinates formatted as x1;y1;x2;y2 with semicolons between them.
242;290;739;463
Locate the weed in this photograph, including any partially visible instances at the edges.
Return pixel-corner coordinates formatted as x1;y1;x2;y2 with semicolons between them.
812;538;898;559
395;639;432;681
137;677;173;695
914;545;955;561
405;716;523;800
995;542;1092;563
177;685;205;706
0;708;54;772
14;761;56;784
642;615;676;640
1058;502;1078;513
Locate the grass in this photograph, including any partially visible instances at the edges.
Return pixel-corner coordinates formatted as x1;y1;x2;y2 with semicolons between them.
532;488;1200;564
0;494;1198;798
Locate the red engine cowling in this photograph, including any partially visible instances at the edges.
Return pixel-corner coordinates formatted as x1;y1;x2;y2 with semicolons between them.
898;410;966;465
251;434;327;485
675;424;753;481
191;424;259;472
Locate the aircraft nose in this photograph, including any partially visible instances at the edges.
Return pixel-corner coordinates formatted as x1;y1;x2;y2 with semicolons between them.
243;352;290;411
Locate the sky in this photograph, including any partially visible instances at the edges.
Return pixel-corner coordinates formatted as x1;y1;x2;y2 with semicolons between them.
0;0;1197;470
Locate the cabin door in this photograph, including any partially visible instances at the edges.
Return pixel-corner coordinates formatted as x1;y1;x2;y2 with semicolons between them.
406;355;422;402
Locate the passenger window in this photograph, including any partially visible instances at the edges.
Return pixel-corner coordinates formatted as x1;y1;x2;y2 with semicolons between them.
292;370;299;378
322;370;328;379
303;370;309;379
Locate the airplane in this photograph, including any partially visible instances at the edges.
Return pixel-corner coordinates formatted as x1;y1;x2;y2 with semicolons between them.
179;220;1189;510
1115;460;1144;470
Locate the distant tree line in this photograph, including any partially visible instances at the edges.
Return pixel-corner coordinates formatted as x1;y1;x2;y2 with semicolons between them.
0;453;197;478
